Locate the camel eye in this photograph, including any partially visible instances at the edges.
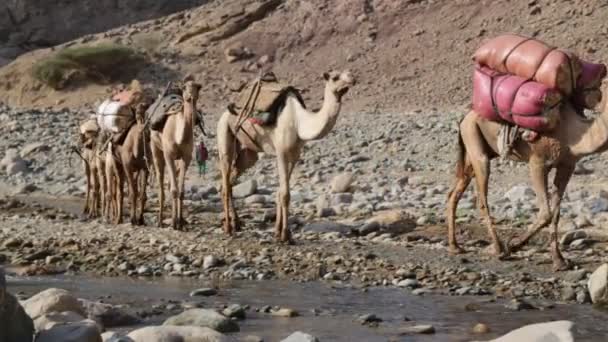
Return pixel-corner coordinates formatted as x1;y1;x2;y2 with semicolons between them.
331;75;339;81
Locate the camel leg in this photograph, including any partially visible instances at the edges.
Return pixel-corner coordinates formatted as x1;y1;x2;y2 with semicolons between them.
83;159;91;216
115;166;125;225
137;169;148;226
91;165;100;218
548;164;574;271
275;154;295;244
446;155;473;254
221;166;236;235
217;117;237;235
165;154;179;230
509;159;552;252
104;152;114;223
152;146;165;227
461;125;505;257
177;159;190;228
97;157;108;217
123;164;137;226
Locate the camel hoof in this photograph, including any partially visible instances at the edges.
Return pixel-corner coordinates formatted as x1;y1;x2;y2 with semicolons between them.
552;258;572;272
449;245;466;255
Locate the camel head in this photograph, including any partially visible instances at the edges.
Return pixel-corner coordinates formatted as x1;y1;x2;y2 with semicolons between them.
323;70;356;100
182;80;202;103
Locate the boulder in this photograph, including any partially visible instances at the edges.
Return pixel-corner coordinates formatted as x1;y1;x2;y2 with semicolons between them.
34;311;87;332
36;319;102;342
163;309;239;333
330;172;354;193
79;299;140;327
280;332;319;342
488;321;575;342
232;180;257;198
0;267;35;342
127;326;230;342
588;264;608;305
21;288;85;319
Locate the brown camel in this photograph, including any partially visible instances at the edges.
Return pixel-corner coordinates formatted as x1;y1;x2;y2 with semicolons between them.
108;103;150;225
151;80;201;230
216;71;355;243
446;94;608;271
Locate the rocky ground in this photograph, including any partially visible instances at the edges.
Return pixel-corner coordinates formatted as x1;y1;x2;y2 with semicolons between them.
2;102;608;301
2;102;608;340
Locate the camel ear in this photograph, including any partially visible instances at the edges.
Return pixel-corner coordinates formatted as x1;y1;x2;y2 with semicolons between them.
323;72;330;81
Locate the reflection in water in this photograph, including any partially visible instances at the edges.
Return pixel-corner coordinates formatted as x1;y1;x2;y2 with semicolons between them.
7;275;607;341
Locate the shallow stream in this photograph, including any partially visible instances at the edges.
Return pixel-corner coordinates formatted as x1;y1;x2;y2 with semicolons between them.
7;274;608;341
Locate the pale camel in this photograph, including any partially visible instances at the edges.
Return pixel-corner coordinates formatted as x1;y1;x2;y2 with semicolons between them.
446;93;608;271
104;144;123;224
79;125;104;218
216;71;355;243
151;80;201;230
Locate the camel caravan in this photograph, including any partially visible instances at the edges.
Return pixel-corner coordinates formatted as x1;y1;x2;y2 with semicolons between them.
75;33;607;270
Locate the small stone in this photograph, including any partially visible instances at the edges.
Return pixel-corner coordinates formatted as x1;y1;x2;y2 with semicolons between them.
280;332;319;342
399;324;435;334
588;264;608;305
397;279;419;288
563;269;588;283
203;255;221;269
222;304;246;319
233;180;257;198
505;299;536;311
358;313;382;324
472;323;490;334
271;308;299;317
330;172;354;193
504;185;534;202
561;287;576;301
189;288;217;297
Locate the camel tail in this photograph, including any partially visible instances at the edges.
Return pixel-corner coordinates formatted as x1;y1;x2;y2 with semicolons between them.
455;127;466;179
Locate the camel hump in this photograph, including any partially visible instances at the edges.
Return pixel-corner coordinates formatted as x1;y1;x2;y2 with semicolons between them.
147;94;184;131
229;74;306;126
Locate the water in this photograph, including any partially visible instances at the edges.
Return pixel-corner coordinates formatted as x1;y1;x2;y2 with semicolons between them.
7;274;608;341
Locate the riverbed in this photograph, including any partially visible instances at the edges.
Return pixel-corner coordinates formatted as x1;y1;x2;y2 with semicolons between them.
7;274;608;341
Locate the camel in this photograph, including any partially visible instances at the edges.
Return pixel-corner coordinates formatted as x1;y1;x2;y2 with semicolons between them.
103;144;123;224
105;103;151;225
150;80;202;230
216;70;356;243
79;122;104;218
446;91;608;271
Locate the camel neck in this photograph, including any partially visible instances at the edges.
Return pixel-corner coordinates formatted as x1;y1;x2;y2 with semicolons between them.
570;104;608;156
183;98;195;134
296;87;341;141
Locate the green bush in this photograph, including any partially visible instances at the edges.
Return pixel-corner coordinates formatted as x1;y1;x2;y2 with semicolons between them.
32;44;144;89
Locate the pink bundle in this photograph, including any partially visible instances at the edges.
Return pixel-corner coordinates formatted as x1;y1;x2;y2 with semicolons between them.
472;34;607;132
473;65;561;131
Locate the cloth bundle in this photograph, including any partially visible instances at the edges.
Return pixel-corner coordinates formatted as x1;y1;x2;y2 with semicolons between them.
472;34;606;131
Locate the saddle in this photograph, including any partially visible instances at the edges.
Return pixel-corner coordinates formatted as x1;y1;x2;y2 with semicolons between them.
228;72;305;126
146;86;203;132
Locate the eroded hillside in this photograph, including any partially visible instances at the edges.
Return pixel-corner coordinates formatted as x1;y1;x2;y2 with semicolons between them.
0;0;606;113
